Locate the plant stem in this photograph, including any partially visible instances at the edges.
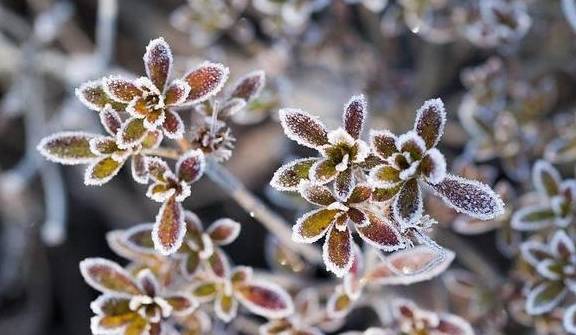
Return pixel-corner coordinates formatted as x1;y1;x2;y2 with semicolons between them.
563;0;576;32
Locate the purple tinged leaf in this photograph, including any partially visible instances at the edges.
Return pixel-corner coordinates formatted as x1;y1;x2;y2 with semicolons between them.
165;79;191;106
370;129;397;160
207;218;241;245
99;105;122;136
343;94;367;139
322;225;354;277
162;110;185;139
429;174;505;220
230;70;266;101
102;76;141;103
279;108;329;149
136;269;159;296
164;293;198;316
121;223;156;254
143;37;173;90
299;182;336;206
131;154;149;184
335;168;354;201
79;258;142;296
413;98;446;149
356;212;404;251
421;148;447;185
152;196;186;255
184;62;229;105
146;157;172;183
176;149;205;183
207;248;231;278
37;131;98;165
393;179;423;227
347;184;372;204
234;280;295;319
550;230;575;259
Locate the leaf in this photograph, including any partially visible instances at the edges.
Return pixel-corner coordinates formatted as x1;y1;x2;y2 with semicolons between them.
181;251;201;279
365;245;454;285
206;248;230;278
279;108;329;149
347;184;372;204
292;208;340;243
152;196;186;255
79;258;142;295
393;179;423;226
84;157;123;186
532;160;561;197
430;174;505;220
176;149;205;183
99;105;122;136
141;130;163;149
335;168;354;201
298;182;336;206
219;98;247;119
162;110;185;139
184;62;229;104
164;293;198;316
103;76;141;103
563;304;576;334
420;148;447;185
545;137;576;164
520;240;552;267
343;94;367;139
231;266;253;284
413;98;446;149
370;129;397;160
511;205;555;231
396;131;426;160
215;291;238;322
526;281;566;315
550;230;575;259
144;37;172;90
191;282;218;302
131;154;149;184
75;80;111;111
89;136;118;156
117;117;148;149
356;212;404;251
234;281;294;319
230;70;266;101
165;79;192;106
146;157;172;183
122;224;156;254
326;287;352;319
436;314;475;335
207;218;241;245
310;159;338;184
136;269;159;296
369;164;401;188
270;158;317;191
37;131;98;165
372;184;403;202
322;225;353;277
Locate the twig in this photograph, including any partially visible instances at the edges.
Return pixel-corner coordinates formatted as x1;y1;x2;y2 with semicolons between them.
562;0;576;32
96;0;118;68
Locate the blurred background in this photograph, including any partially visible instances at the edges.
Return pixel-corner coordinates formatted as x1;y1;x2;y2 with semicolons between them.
1;0;576;334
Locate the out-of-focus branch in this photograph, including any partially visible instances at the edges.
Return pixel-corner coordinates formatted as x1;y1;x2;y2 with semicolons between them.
562;0;576;32
96;0;117;68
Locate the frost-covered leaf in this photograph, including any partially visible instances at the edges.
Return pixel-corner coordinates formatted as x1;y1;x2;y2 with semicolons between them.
142;130;163;149
511;205;555;231
550;230;575;259
206;248;230;278
162;110;185;139
292;208;339;243
563;304;576;334
79;258;141;295
310;159;338;184
335;168;354;201
235;281;294;319
144;37;172;90
533;160;561;198
219;98;247;119
372;184;403;202
430;174;505;220
184;62;229;104
545;137;576;164
370;129;397;160
365;246;454;285
131;154;149;184
37;132;98;165
99;105;122;136
270;158;317;191
356;212;403;251
181;251;201;279
191;282;218;302
231;266;253;284
89;136;118;156
165;79;191;106
526;281;566;315
176;149;205;183
230;70;265;101
421;148;447;185
396;131;426;159
164;293;198;316
84;157;123;186
299;182;336;206
89;295;132;332
323;225;353;277
279;108;329;149
75;80;110;111
103;76;141;104
207;218;241;245
215;291;238;322
117;117;147;149
146;157;172;183
343;94;367;139
369;164;401;188
123;224;156;254
326;287;353;319
347;184;372;204
152;196;186;255
413;98;446;149
393;179;423;226
520;240;552;267
436;314;475;335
